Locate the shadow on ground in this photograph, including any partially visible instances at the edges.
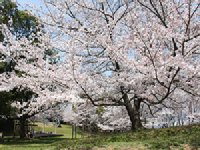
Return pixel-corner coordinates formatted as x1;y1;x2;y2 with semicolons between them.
0;137;67;145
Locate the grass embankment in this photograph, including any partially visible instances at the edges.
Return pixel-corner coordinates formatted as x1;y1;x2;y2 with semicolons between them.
62;125;200;150
0;124;200;150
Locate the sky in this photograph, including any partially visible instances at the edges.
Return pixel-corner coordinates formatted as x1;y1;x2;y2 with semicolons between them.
16;0;43;10
17;0;41;6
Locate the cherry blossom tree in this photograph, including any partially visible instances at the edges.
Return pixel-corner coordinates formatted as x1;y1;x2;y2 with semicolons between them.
32;0;200;130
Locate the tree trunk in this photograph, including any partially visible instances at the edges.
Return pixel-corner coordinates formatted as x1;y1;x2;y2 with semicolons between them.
19;116;26;139
133;99;142;129
123;94;142;131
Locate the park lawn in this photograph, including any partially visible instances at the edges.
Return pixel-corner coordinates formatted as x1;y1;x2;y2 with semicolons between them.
0;124;200;150
0;137;68;150
33;122;82;139
0;123;81;150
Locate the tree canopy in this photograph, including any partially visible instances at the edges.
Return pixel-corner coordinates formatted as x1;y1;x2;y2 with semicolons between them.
34;0;200;130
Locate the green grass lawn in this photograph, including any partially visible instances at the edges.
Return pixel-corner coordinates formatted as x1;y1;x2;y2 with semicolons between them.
0;124;200;150
0;123;81;150
33;122;82;139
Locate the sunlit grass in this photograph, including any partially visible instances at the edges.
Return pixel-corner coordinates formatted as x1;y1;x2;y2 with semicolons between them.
33;122;81;139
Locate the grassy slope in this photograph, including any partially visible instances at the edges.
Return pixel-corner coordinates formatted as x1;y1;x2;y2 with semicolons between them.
63;125;200;150
0;124;200;150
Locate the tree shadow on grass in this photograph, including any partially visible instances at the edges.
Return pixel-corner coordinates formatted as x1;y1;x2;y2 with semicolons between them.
1;137;68;146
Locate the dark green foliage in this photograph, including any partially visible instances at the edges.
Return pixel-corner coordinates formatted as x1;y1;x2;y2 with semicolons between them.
11;87;35;102
14;70;26;77
0;88;36;118
0;118;14;135
0;62;6;73
44;49;60;64
44;49;57;57
0;31;3;42
0;0;39;42
0;91;16;117
0;60;16;73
